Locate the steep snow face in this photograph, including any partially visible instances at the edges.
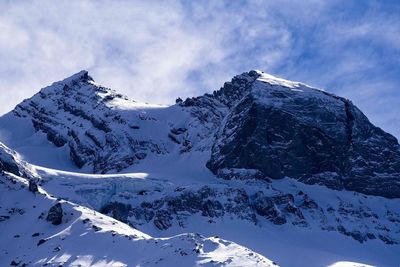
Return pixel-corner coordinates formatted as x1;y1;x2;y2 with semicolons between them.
0;146;276;267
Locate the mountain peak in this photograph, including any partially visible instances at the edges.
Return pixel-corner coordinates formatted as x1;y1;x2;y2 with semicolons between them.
232;70;304;89
59;70;94;85
211;70;306;108
34;70;98;97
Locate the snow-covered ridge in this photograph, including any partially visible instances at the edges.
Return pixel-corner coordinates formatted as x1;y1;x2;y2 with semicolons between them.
255;70;303;89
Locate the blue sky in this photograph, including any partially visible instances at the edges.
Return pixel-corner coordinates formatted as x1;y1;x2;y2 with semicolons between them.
0;0;399;139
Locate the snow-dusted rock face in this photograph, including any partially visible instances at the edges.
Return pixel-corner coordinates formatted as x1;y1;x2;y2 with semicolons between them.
206;71;400;198
0;143;20;176
0;143;34;178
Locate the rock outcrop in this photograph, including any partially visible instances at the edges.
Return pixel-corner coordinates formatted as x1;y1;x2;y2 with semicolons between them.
0;144;20;176
46;203;63;225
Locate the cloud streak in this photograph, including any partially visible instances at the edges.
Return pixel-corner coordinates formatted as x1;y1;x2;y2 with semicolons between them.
0;0;399;139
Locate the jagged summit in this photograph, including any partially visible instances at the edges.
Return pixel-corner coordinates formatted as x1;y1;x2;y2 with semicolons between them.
61;70;93;83
38;70;96;95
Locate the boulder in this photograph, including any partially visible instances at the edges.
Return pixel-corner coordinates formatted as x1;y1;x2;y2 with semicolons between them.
46;203;63;225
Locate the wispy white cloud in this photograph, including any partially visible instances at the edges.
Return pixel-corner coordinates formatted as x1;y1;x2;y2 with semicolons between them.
0;0;398;138
0;0;294;106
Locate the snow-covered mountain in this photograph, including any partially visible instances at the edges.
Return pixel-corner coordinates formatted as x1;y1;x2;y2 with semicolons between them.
0;70;399;267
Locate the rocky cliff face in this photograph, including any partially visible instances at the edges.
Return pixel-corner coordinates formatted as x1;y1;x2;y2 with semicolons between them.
206;71;400;198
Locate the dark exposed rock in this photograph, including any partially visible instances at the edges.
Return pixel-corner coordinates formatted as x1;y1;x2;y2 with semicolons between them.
251;192;288;225
167;192;202;213
301;195;319;209
92;225;102;232
0;152;20;177
46;203;63;225
132;207;154;222
379;235;396;245
337;225;370;243
129;124;140;129
216;168;269;181
37;239;47;246
100;202;132;223
171;128;187;135
168;133;181;144
201;200;224;218
154;210;172;230
212;70;259;108
128;186;304;229
28;180;39;193
0;215;10;221
7;208;25;215
10;260;20;266
31;119;67;147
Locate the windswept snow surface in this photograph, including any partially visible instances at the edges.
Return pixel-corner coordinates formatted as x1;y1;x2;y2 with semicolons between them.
255;70;303;89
